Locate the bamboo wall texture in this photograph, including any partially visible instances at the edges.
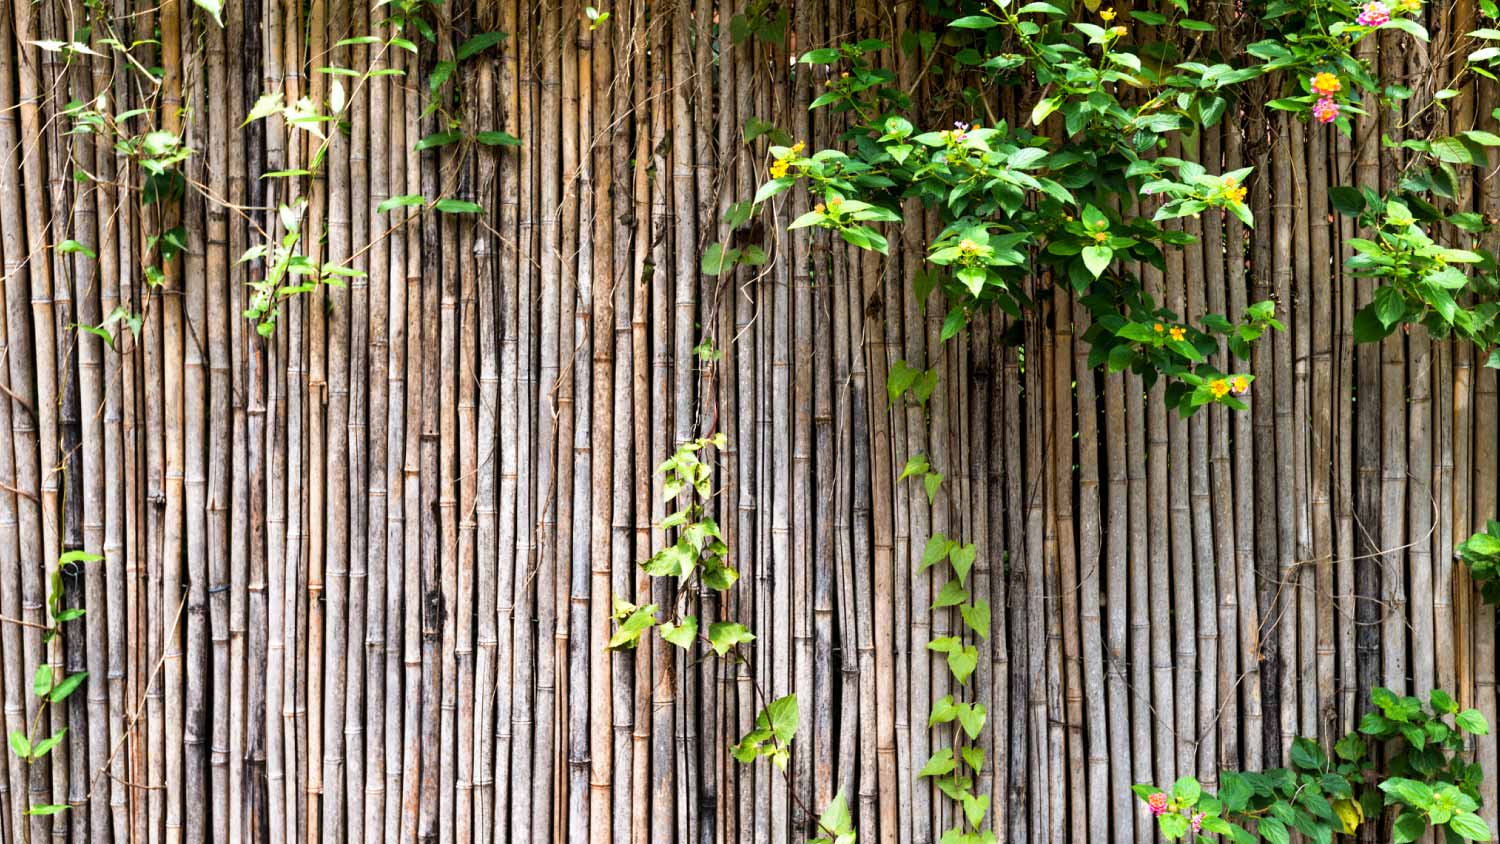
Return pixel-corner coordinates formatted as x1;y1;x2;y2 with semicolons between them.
0;0;1495;843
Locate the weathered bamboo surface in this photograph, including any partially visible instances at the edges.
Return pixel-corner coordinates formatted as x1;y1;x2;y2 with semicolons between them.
0;0;1496;843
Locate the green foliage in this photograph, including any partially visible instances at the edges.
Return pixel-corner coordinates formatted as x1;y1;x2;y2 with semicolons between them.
1134;688;1490;844
1457;520;1500;604
6;551;99;818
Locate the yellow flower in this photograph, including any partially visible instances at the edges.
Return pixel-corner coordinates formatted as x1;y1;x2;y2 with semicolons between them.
1231;375;1250;394
791;141;805;154
1210;379;1231;399
769;158;789;179
1311;72;1342;96
1100;6;1117;20
1153;322;1165;333
1220;177;1248;205
1398;0;1421;11
1169;326;1186;342
959;238;982;256
814;203;826;214
1111;25;1127;37
1093;230;1109;242
828;197;843;208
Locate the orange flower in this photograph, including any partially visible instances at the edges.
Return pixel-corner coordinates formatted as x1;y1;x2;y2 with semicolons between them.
1092;230;1109;242
1311;72;1342;96
1153;322;1165;333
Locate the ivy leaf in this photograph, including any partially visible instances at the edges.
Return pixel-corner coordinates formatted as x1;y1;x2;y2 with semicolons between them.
606;604;658;650
707;622;756;657
946;645;978;685
960;600;990;640
899;454;931;484
957;702;986;739
932;580;969;609
762;694;799;742
949;543;976;586
962;792;990;828
917;748;956;777
961;746;984;773
924;471;944;503
928;695;958;726
816;791;854;842
919;534;953;572
49;671;87;704
659;615;697;649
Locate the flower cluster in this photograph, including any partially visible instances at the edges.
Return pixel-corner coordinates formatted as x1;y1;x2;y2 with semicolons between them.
769;141;805;179
1356;1;1390;26
1148;793;1170;817
1218;177;1248;206
1311;73;1342;125
1210;375;1252;399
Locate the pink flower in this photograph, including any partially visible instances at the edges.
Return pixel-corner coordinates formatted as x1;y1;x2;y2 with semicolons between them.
1356;1;1390;26
1148;793;1170;817
1312;96;1340;124
1191;812;1205;833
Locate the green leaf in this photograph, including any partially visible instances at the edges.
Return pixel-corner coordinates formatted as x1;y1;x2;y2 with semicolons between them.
950;15;999;29
1258;816;1289;844
817;791;854;838
1458;708;1490;735
1449;812;1492;841
1329;186;1365;217
919;534;952;572
918;748;956;777
475;131;522;147
414;131;463;152
57;239;97;260
25;804;68;816
1290;736;1326;770
763;694;799;742
900;455;931;484
962;746;984;772
31;665;52;698
1160;812;1191;840
455;31;508;61
707;621;756;657
377;194;426;214
960;599;990;640
948;543;976;586
49;671;87;704
1393;810;1427;844
1173;776;1201;806
962;792;989;828
932;579;969;609
7;731;30;760
606;604;657;650
924;471;943;504
1082;245;1112;278
946;645;978;685
31;728;66;760
434;199;485;214
192;0;224;26
659;615;697;649
957;702;986;739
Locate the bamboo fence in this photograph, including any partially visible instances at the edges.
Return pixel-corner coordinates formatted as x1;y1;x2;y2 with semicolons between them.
0;0;1496;842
